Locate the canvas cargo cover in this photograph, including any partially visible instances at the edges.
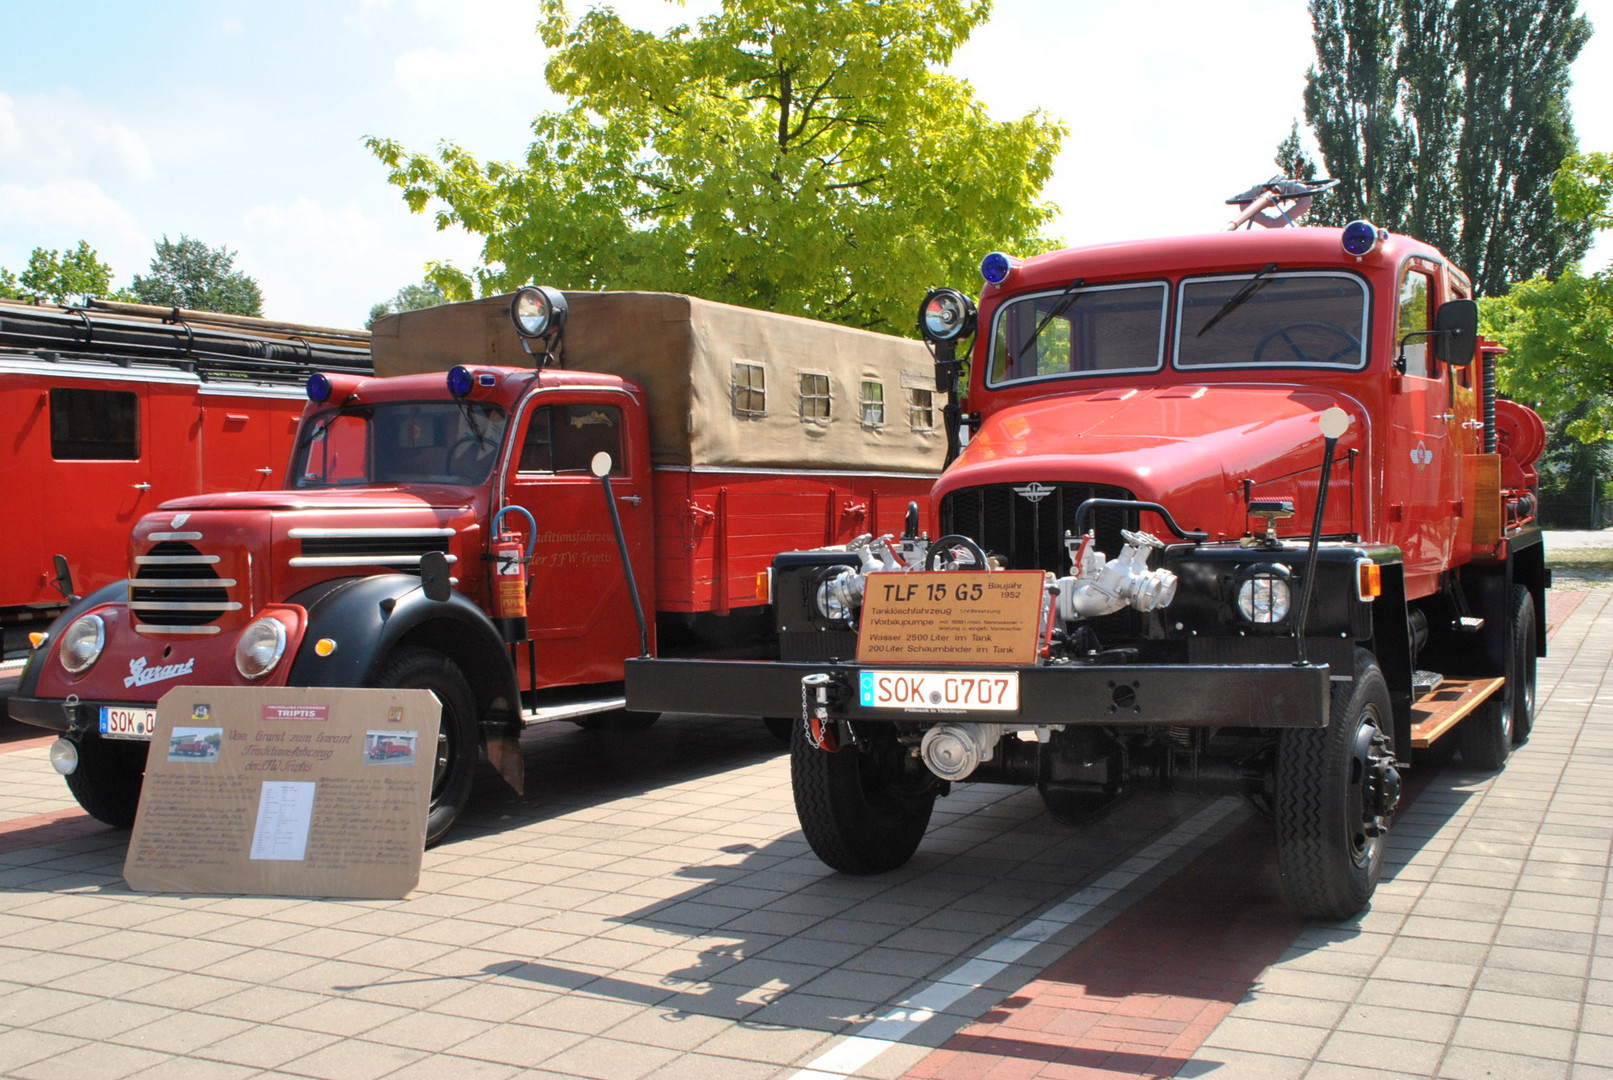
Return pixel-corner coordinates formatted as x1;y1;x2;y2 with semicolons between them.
370;291;945;472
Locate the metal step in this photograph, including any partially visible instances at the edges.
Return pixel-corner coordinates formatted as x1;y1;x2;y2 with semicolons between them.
1453;616;1485;633
1412;670;1445;697
520;696;627;726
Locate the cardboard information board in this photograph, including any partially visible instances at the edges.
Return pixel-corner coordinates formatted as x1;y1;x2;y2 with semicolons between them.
124;686;441;899
856;571;1047;665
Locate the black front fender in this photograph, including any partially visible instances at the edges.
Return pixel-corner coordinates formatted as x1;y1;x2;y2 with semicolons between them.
11;579;131;702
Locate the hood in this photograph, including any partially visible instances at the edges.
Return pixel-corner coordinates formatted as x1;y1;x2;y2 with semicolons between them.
155;485;476;514
939;384;1367;541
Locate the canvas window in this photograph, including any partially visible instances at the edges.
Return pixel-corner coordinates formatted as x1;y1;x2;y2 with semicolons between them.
799;372;831;423
50;388;139;460
732;361;766;417
908;387;935;431
859;380;885;427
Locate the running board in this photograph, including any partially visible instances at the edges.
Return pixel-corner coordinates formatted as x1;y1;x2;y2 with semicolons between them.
520;696;627;726
1409;676;1505;748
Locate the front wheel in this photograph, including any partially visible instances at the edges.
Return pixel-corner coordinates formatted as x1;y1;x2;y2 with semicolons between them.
369;648;478;847
791;723;937;874
64;733;149;829
1274;648;1400;920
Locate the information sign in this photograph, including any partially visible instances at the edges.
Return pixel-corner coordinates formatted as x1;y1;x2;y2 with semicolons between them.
856;570;1046;665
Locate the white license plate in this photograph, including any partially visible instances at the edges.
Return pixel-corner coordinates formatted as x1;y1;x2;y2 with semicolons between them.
858;670;1019;712
100;707;157;740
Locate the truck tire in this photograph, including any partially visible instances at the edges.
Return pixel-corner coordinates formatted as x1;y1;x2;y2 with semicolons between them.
791;723;935;874
1459;585;1534;768
63;733;149;829
1275;648;1399;920
369;648;478;847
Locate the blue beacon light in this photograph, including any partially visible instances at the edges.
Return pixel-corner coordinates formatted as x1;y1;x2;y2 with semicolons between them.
446;366;475;397
981;252;1013;285
1341;220;1382;257
306;372;332;403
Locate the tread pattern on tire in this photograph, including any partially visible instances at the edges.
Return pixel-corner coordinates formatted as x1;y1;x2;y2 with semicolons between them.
64;734;148;829
791;722;934;874
369;647;478;847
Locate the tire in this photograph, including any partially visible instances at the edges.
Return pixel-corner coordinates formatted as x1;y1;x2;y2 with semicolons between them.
63;733;149;829
1459;585;1536;768
1275;648;1400;920
369;648;478;847
763;717;794;743
791;720;937;874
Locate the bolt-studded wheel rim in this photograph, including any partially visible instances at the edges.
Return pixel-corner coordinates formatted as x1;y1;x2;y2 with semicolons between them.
1348;706;1399;868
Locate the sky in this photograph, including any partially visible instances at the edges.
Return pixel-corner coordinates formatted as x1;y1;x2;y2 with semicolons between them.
2;0;1610;329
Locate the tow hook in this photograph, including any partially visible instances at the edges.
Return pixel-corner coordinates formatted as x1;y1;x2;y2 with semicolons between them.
801;673;843;751
1362;730;1401;836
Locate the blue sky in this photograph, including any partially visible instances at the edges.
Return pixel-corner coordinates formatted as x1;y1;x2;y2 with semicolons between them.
2;0;1609;327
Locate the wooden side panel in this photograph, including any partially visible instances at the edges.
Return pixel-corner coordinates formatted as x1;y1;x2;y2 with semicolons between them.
651;469;935;614
1464;453;1503;560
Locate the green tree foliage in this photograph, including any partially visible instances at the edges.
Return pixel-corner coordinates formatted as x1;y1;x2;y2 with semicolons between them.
367;280;449;329
130;235;264;316
1291;0;1591;295
0;241;128;304
1553;151;1613;232
1480;267;1613;441
367;0;1066;333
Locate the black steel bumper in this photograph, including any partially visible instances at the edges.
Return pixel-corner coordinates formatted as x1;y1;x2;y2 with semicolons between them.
626;658;1332;728
7;695;122;736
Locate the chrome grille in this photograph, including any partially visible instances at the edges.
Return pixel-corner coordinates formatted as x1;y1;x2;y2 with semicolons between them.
288;527;456;569
940;482;1137;574
130;541;240;630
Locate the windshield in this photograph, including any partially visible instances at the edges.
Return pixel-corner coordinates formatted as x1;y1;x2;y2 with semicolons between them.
988;282;1168;385
1176;272;1367;369
292;400;509;488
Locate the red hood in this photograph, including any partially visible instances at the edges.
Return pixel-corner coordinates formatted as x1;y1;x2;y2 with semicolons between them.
155;485;475;514
940;385;1368;540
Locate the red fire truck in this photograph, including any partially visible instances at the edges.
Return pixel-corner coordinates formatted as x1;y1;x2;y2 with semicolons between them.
10;289;943;844
623;179;1549;920
0;298;371;665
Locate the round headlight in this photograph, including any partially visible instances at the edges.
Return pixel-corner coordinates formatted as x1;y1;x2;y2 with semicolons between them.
58;614;105;675
236;617;288;679
1237;574;1293;624
510;285;568;340
917;288;977;345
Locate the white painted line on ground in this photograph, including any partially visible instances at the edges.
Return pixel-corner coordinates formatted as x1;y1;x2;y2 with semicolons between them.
787;796;1244;1080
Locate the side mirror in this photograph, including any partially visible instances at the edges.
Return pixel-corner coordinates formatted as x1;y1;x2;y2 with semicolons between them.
419;551;452;603
590;451;613;478
1434;298;1478;366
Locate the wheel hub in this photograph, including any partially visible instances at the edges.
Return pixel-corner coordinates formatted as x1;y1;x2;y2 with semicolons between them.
1360;729;1400;837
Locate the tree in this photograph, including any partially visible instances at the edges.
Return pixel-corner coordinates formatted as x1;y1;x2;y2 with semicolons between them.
367;0;1065;334
0;241;127;304
366;280;448;329
1553;151;1613;234
130;235;264;316
1291;0;1591;295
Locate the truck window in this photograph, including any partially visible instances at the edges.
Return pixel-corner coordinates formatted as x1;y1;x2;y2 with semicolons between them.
291;400;507;487
49;388;139;460
731;361;766;417
1176;272;1367;370
859;380;885;427
799;372;831;423
518;403;625;475
908;387;935;431
1397;268;1437;379
988;281;1167;385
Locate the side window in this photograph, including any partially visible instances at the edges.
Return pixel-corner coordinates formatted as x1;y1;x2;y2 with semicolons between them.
1397;269;1436;379
908;387;935;432
859;379;885;427
732;361;765;417
519;403;625;475
799;372;831;423
50;388;140;460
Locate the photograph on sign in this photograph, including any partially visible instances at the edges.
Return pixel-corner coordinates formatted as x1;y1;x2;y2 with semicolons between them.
856;570;1047;665
124;685;441;899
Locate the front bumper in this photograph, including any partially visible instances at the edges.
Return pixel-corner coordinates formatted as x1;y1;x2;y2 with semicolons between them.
626;658;1331;728
7;696;141;736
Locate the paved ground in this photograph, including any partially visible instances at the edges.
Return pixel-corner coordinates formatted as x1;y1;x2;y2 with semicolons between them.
0;586;1606;1080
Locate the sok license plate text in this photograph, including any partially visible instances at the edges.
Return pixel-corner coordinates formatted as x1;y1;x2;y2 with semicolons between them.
859;671;1019;712
100;707;157;740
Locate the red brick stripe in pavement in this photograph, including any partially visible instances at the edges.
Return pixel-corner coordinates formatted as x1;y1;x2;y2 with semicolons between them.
900;591;1585;1080
0;806;108;855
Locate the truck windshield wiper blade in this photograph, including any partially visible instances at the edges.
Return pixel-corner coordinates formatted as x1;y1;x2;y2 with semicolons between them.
1195;262;1278;337
1016;278;1085;362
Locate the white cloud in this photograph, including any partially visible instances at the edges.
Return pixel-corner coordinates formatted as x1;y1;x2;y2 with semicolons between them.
0;90;156;185
0;92;18;155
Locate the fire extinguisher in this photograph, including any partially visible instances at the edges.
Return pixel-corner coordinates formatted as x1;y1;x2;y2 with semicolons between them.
489;505;538;643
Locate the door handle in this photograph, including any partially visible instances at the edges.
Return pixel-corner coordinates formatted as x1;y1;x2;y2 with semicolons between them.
256;467;274;475
619;495;643;506
133;483;152;491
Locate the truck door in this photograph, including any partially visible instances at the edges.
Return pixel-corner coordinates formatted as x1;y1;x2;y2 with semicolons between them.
47;382;155;590
1387;264;1456;596
503;393;654;688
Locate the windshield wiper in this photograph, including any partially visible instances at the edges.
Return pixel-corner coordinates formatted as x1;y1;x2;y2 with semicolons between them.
1195;262;1278;338
295;394;359;451
1016;278;1085;363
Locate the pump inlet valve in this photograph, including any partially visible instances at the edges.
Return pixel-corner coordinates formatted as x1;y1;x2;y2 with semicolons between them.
1055;530;1178;620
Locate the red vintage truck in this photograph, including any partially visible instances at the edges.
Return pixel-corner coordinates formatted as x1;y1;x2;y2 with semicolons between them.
10;289;943;843
624;180;1549;920
0;298;371;664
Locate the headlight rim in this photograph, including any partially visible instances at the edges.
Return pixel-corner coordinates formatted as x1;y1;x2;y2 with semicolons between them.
1236;564;1294;625
58;614;106;675
235;616;289;680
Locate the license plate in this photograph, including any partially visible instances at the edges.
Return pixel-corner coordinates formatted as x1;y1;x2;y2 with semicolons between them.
100;707;157;740
859;671;1019;712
